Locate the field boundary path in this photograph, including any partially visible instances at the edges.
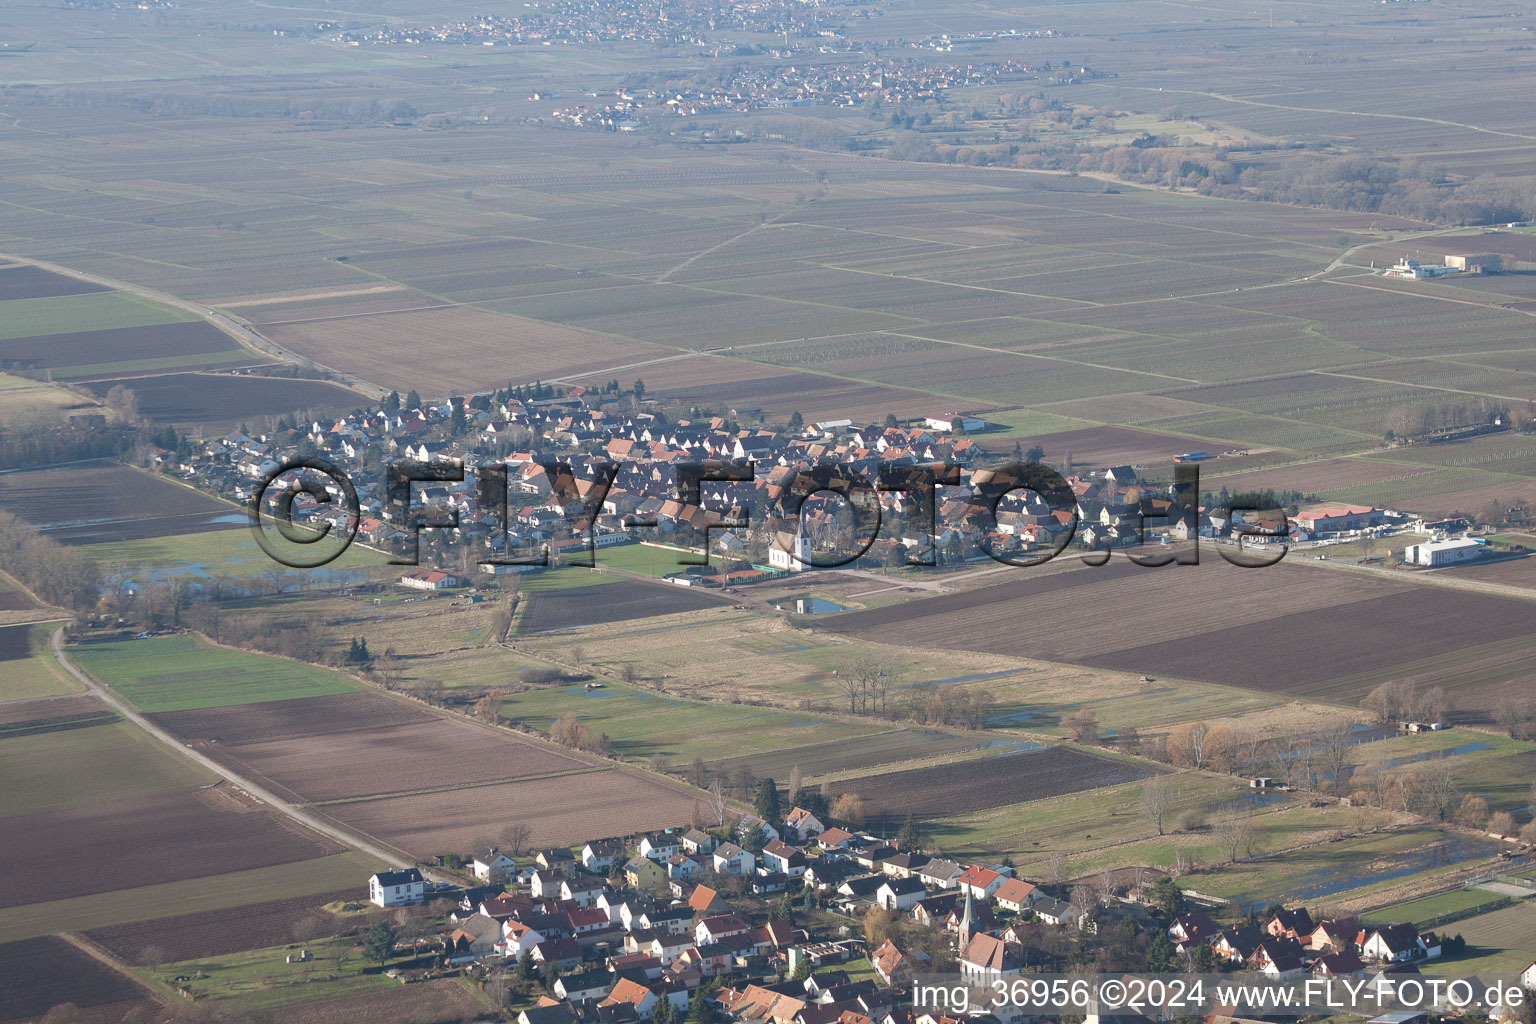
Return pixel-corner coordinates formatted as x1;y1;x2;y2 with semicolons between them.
48;628;414;872
0;252;385;400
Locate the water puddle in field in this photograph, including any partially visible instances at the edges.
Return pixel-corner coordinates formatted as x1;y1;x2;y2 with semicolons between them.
1246;835;1501;906
1382;740;1493;768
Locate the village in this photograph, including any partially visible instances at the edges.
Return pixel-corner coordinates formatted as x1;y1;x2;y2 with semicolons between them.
150;380;1504;586
354;798;1528;1024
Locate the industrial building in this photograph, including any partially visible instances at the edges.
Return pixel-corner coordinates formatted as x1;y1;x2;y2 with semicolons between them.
1403;537;1486;568
1444;253;1502;274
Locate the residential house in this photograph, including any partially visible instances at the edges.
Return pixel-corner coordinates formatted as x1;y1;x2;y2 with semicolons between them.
583;839;625;874
1250;939;1307;978
1267;908;1316;942
712;843;755;877
369;867;425;907
602;978;659;1020
876;877;928;912
1311;950;1367;977
696;914;750;946
532;937;584;971
870;940;926;987
818;828;856;851
917;860;963;890
1362;924;1434;963
956;865;1005;901
472;850;517;884
520;1004;579;1024
637;834;680;862
680;829;717;856
1169;911;1218;953
1032;896;1082;928
556;971;615;1003
502;919;545;956
667;853;701;882
536;849;576;872
991;878;1037;915
783;807;827;842
625;854;667;892
762;839;808;878
1308;918;1363;952
737;815;780;846
879;852;930;880
686;885;729;917
562;876;608;907
442;915;501;958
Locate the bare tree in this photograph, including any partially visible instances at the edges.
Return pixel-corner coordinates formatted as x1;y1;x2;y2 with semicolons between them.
787;764;802;804
500;822;533;855
1140;776;1174;836
1213;807;1252;864
708;778;728;826
1315;722;1356;795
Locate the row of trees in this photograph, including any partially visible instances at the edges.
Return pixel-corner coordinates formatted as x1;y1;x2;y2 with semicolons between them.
0;509;101;611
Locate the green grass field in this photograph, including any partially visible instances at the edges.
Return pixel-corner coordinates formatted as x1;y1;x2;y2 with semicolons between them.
0;290;196;341
0;623;81;701
498;681;879;764
592;542;706;579
0;852;380;943
1370;887;1515;928
85;527;388;580
153;935;399;1013
928;771;1260;871
72;633;358;713
0;718;214;817
1426;901;1536;977
1191;825;1499;908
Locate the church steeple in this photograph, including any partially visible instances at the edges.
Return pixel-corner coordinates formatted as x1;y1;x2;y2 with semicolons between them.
957;884;974;950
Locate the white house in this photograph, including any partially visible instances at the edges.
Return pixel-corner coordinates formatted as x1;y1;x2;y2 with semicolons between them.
956;865;1005;901
369;867;425;907
582;839;624;873
1362;924;1431;963
918;859;963;889
500;919;545;956
876;877;928;912
712;842;755;876
1520;960;1536;991
472;850;517;884
992;878;1038;914
638;833;680;862
783;807;826;842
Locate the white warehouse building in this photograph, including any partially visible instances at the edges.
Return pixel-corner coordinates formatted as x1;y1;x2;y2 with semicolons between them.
1404;537;1486;568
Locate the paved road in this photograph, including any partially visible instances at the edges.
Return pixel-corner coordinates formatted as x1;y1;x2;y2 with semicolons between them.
49;628;414;871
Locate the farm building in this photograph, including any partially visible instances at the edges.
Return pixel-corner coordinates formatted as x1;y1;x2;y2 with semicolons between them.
1403;537;1486;567
1293;505;1385;534
369;867;425;907
925;412;986;433
398;569;462;590
1444;253;1502;273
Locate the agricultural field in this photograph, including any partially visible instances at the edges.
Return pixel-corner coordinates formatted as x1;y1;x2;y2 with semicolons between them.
83;525;387;586
515;578;729;634
320;768;699;856
821;558;1536;722
833;744;1161;824
0;853;379;944
72;633;358;713
181;705;596;803
85;888;383;962
0;935;154;1024
0;461;239;543
497;681;883;765
0;622;79;700
0;786;344;909
1428;902;1536;977
80;371;362;429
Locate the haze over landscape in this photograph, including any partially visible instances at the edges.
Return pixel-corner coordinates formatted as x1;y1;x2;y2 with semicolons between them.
2;0;1536;1021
